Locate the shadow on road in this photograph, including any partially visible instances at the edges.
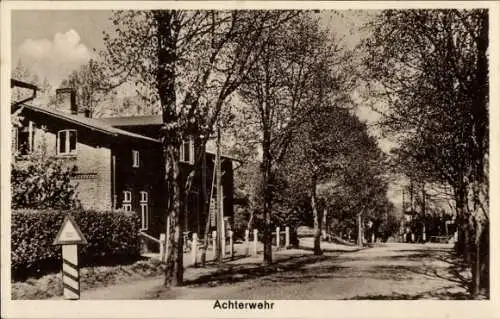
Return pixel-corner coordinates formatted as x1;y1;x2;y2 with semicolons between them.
184;254;329;287
346;286;470;300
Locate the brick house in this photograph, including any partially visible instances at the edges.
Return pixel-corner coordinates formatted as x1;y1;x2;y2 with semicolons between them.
11;86;235;241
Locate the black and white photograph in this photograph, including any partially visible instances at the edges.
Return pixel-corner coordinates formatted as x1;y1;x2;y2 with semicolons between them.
1;1;499;318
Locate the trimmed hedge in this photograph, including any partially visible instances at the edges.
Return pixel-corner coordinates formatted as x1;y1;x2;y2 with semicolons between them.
12;209;142;280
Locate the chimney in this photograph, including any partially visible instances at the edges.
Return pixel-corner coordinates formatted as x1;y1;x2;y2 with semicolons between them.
84;108;92;118
55;88;77;115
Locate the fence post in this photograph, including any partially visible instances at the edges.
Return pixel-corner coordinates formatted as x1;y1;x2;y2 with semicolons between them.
276;227;280;250
253;229;258;256
285;227;290;248
229;230;234;259
212;230;217;259
192;233;198;266
159;233;166;263
245;229;250;256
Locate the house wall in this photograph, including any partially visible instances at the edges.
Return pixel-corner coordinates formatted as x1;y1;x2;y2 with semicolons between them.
113;143;164;237
23;123;112;211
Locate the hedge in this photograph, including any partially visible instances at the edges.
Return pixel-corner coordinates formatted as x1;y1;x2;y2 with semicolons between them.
12;209;142;280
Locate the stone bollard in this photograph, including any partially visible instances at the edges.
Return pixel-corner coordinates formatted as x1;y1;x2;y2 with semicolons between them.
253;229;258;256
229;230;234;259
191;233;198;266
276;227;280;250
245;229;250;256
159;233;166;263
285;227;290;248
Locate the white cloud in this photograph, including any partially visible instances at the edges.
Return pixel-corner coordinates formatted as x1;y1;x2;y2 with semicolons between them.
17;29;92;88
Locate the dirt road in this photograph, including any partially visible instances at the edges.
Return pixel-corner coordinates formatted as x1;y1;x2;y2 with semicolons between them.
78;242;468;300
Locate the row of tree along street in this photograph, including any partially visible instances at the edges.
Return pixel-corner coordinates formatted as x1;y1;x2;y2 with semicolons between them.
360;9;489;298
12;9;489;299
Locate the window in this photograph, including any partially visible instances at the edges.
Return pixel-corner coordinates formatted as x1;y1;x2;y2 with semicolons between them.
57;130;77;155
179;138;194;164
132;150;140;168
140;191;148;230
140;191;148;203
122;190;132;212
14;121;35;156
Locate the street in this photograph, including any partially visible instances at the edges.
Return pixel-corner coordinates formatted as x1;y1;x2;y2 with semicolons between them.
76;242;468;300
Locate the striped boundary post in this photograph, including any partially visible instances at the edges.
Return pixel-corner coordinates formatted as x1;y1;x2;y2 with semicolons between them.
62;245;80;299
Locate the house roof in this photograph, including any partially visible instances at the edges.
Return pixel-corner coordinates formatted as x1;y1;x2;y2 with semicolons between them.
101;115;163;127
102;115;240;161
14;103;162;144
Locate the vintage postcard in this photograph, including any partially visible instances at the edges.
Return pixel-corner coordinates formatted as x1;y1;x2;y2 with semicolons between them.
1;1;499;318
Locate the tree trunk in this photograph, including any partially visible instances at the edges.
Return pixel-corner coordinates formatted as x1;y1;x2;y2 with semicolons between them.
471;10;489;299
215;125;223;264
262;126;273;265
311;178;322;255
154;11;184;287
454;184;471;263
200;141;210;266
479;221;489;296
163;144;184;287
357;212;363;247
471;217;482;298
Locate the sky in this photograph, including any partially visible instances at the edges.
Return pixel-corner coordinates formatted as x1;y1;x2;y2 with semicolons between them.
11;10;112;87
10;9;405;211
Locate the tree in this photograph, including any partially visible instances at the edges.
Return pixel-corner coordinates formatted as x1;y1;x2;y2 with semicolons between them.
284;104;378;253
11;60;53;106
361;9;489;297
103;10;297;286
238;13;351;264
59;59;113;118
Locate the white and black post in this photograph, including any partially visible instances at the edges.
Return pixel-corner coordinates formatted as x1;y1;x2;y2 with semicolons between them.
53;214;88;300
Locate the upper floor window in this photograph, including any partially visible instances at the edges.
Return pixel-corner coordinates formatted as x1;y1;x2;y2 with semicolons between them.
132;150;140;168
179;137;194;164
57;129;77;155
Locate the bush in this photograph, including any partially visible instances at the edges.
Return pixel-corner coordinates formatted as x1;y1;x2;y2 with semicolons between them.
11;159;79;209
12;209;142;280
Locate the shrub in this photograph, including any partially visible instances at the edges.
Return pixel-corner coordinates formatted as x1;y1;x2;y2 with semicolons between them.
11;209;141;280
11;159;79;209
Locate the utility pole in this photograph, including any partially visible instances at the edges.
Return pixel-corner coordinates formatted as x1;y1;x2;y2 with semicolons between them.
215;122;223;264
